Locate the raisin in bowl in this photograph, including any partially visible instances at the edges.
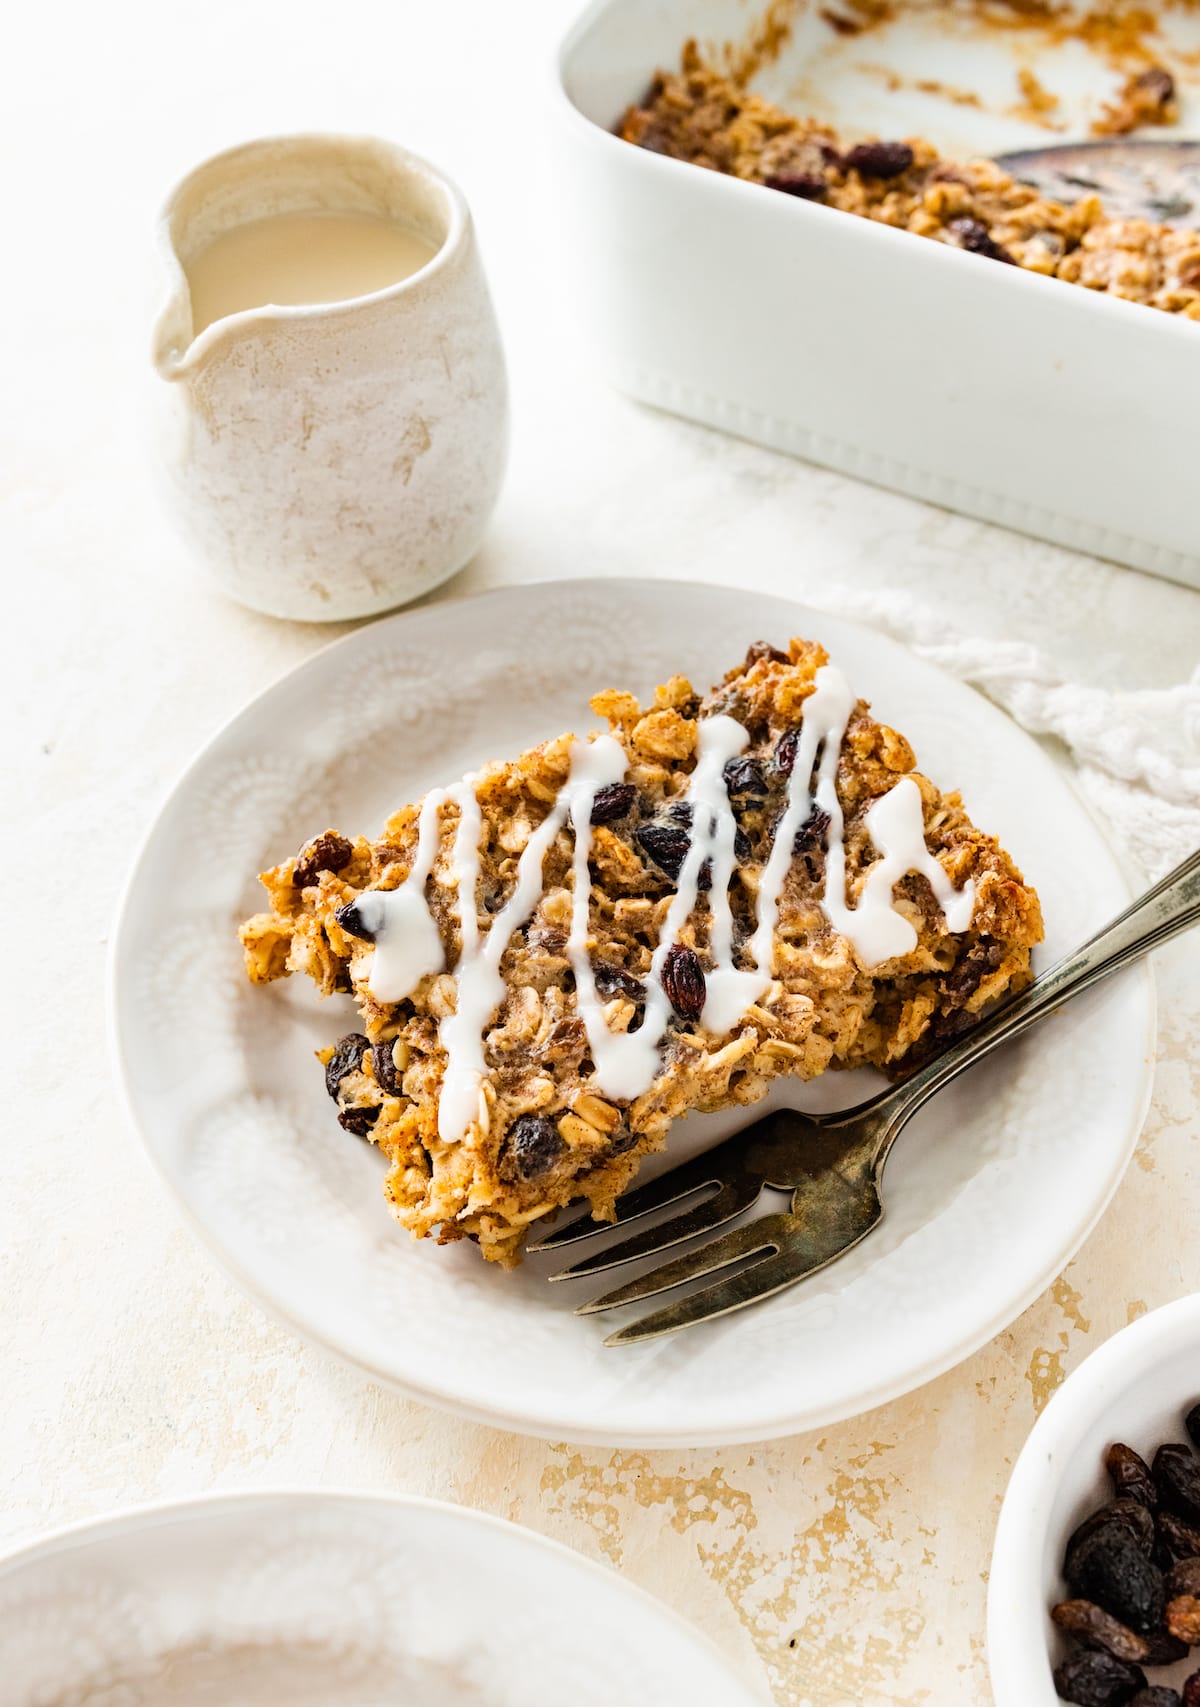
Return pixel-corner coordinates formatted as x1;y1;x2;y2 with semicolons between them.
989;1296;1200;1706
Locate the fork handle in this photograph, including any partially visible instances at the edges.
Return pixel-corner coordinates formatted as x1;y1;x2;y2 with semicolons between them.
867;845;1200;1131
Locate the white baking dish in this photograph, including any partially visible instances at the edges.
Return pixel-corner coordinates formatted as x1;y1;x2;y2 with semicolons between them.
553;0;1200;589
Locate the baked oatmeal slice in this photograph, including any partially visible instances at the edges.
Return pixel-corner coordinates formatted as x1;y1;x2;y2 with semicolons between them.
240;637;1042;1265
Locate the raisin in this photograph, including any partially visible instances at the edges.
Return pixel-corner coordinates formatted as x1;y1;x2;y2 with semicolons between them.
590;782;636;825
948;216;1017;264
765;172;827;199
532;925;568;957
1129;1691;1183;1707
723;756;768;797
1144;1631;1191;1665
1155;1446;1200;1525
743;640;790;667
636;821;692;881
337;1104;379;1138
544;1017;586;1056
842;140;914;178
1186;1403;1200;1451
928;1006;983;1046
794;805;831;855
1066;1527;1165;1633
1167;1596;1200;1644
1051;1600;1152;1663
594;965;646;1003
1134;66;1175;105
500;1114;566;1183
1158;1511;1200;1565
639;802;747;883
1184;1675;1200;1707
293;832;353;888
1053;1650;1147;1707
1069;1502;1157;1569
696;805;751;860
334;898;377;942
943;937;1004;1006
1109;1444;1160;1510
1167;1559;1200;1600
371;1038;405;1098
775;729;801;776
324;1033;368;1101
662;944;706;1022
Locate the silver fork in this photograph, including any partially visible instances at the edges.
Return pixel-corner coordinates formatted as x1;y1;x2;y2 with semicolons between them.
528;847;1200;1346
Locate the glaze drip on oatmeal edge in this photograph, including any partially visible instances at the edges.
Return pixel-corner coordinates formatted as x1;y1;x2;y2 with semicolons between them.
356;664;975;1139
350;786;449;1001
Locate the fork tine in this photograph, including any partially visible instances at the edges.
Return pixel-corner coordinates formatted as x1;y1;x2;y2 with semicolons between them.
526;1131;750;1253
547;1171;762;1282
605;1187;888;1344
577;1211;795;1316
602;1242;810;1346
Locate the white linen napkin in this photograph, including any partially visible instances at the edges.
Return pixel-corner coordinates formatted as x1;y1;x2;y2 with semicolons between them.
813;587;1200;881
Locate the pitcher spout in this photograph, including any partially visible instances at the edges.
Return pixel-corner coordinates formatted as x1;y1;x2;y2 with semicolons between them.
151;285;195;382
151;184;203;385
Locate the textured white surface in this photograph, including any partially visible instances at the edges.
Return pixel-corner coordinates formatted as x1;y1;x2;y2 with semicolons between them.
4;1;1200;1703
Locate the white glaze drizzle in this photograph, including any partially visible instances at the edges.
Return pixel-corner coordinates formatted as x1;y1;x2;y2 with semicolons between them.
434;776;489;1141
750;664;976;972
564;736;663;1100
435;768;592;1142
356;667;976;1138
355;788;448;1003
748;664;856;978
828;775;976;968
685;721;771;1036
564;717;763;1103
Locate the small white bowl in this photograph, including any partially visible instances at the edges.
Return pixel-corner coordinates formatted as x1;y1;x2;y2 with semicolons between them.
988;1294;1200;1704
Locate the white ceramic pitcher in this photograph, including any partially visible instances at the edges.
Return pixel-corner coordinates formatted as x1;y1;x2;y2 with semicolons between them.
151;134;508;622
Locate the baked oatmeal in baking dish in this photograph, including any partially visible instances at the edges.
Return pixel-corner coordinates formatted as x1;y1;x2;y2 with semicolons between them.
620;43;1200;318
240;638;1043;1265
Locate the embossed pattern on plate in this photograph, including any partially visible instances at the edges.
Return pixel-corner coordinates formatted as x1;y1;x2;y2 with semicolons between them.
0;1492;762;1705
110;579;1155;1445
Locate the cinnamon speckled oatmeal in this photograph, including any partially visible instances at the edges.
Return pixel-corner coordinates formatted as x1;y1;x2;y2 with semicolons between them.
619;43;1200;318
240;638;1042;1265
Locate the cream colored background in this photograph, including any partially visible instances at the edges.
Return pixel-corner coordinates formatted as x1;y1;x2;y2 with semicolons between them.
4;2;1198;1702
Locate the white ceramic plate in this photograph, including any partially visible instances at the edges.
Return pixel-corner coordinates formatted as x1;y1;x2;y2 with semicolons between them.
0;1489;764;1705
111;578;1155;1446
